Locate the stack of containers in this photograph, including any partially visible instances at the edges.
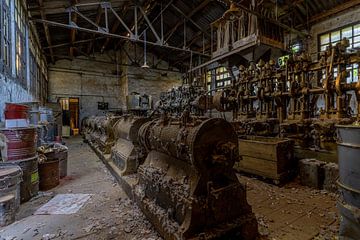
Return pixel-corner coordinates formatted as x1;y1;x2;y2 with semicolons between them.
0;103;39;204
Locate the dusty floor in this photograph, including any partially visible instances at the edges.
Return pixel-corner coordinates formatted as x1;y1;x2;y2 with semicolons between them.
0;137;160;240
0;136;339;240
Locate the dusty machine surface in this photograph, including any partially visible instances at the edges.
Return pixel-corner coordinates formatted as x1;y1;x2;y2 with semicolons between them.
134;115;258;240
127;92;153;115
158;85;210;116
213;39;360;163
110;115;150;176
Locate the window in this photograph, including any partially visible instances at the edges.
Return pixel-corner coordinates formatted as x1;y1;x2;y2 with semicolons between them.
15;0;27;87
215;67;231;87
0;0;11;73
320;24;360;51
205;66;232;93
319;23;360;83
29;51;37;94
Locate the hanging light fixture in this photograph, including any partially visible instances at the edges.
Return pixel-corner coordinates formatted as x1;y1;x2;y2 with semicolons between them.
142;28;149;68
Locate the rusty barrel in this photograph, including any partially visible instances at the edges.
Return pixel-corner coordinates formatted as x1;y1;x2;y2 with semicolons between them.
4;103;29;120
12;157;39;203
336;125;360;239
0;127;37;161
0;194;16;227
43;149;68;178
0;164;22;209
39;159;59;191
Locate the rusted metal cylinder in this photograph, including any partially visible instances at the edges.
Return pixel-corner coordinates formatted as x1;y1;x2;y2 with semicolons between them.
0;164;22;209
0;127;37;161
337;125;360;239
12;157;39;203
38;160;60;191
139;118;238;170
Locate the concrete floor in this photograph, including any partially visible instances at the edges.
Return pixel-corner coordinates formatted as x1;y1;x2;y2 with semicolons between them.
0;136;339;240
0;136;160;240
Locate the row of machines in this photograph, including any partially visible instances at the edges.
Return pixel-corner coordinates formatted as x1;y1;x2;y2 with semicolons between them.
81;89;258;240
213;39;360;155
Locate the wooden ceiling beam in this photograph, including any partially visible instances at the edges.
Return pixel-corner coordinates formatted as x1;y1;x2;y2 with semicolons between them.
38;0;55;63
69;0;78;58
296;0;360;28
87;5;103;54
164;0;212;43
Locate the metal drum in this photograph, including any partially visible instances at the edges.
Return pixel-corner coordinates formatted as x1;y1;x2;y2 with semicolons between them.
0;127;37;161
337;125;360;239
337;125;360;207
39;160;59;191
0;164;22;209
13;157;39;203
58;150;68;178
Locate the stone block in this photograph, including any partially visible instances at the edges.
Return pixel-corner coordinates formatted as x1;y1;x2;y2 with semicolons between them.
299;159;325;189
323;163;339;193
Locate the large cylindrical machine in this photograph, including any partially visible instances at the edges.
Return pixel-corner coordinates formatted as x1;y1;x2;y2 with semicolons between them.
135;117;258;240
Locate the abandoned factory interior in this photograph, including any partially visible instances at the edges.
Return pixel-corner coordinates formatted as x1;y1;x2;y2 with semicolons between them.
1;0;360;239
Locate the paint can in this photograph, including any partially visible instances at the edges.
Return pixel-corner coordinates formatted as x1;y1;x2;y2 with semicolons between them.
0;164;22;209
0;127;37;161
12;157;39;203
0;194;16;227
39;159;59;191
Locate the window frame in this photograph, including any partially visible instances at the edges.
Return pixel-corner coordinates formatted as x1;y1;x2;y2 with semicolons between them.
318;22;360;83
0;0;11;74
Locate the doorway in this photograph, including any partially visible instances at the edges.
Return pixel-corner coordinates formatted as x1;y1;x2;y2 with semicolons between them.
59;97;80;136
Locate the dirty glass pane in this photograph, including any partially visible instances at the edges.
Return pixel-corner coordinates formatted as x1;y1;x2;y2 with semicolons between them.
342;27;352;39
320;34;330;45
354;24;360;35
331;31;341;43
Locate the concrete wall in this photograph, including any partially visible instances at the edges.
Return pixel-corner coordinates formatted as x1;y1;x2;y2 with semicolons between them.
48;52;124;120
48;46;182;123
0;74;34;121
120;43;182;104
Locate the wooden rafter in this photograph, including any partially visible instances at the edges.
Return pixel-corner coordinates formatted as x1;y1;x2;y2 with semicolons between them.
69;0;78;58
165;0;211;43
87;6;103;54
38;0;55;63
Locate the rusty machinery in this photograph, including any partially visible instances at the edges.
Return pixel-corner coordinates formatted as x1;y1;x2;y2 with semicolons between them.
157;85;211;116
213;39;360;154
82;100;258;239
135;115;258;240
110;115;150;176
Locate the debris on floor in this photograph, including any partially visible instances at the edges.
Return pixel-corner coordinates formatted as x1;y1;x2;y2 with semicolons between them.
35;194;92;215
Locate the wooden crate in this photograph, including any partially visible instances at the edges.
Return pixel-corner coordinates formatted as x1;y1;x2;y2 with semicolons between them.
235;136;295;183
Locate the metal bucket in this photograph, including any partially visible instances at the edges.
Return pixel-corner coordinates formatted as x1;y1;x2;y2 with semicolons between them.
0;194;16;227
337;125;360;208
58;150;68;178
0;164;22;209
0;127;37;161
39;160;59;191
12;157;39;203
